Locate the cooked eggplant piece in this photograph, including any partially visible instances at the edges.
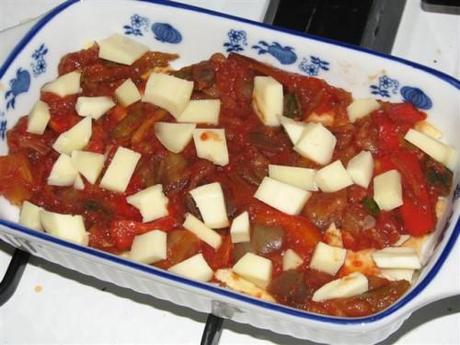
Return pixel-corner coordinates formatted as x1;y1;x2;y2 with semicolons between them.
252;224;284;255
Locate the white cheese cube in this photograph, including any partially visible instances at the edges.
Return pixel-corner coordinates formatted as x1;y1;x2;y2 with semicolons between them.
154;122;196;153
127;184;169;222
415;121;442;139
71;150;105;184
75;96;115;120
282;249;303;271
19;201;43;231
189;182;229;229
177;99;221;125
73;174;85;190
294;123;337;165
233;252;273;289
252;76;283;127
324;223;343;248
193;128;229;166
380;268;414;282
347;98;380;123
404;129;457;171
254;177;311;215
168;253;214;282
230;211;250;243
279;116;310;145
373;170;403;211
394;234;410;246
402;233;436;265
309;242;347;275
115;78;141;107
372;247;421;269
315;160;353;193
100;146;141;193
183;213;222;249
98;34;148;65
143;73;194;118
42;71;81;97
129;230;167;264
52;117;92;155
312;272;368;302
40;210;88;245
268;164;318;191
346;151;374;188
48;153;78;186
27;100;50;135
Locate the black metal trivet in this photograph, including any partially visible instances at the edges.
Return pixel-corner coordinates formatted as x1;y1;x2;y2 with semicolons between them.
0;248;29;306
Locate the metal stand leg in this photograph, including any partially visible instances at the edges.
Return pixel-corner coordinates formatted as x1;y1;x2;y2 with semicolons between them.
0;249;29;306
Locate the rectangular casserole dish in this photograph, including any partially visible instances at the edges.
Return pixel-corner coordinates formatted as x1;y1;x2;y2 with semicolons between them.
0;1;459;344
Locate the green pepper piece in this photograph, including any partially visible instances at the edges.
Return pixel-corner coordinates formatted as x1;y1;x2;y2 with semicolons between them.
362;197;380;217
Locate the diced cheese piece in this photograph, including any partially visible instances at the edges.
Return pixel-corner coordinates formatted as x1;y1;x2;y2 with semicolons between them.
282;249;303;271
324;223;343;248
347;98;380;123
154;122;196;153
312;272;368;302
48;153;78;186
372;247;421;269
394;234;410;247
168;253;214;282
27;100;50;135
315;160;353;193
189;182;229;229
415;120;442;139
40;210;88;245
214;269;275;302
193;128;229;166
98;34;148;65
127;184;169;222
42;71;81;97
294;123;336;165
75;96;115;120
100;147;141;193
73;174;85;190
233;252;273;289
254;177;311;215
269;164;318;191
279;116;311;145
373;170;403;211
230;211;250;243
346;151;374;188
177;99;221;125
129;230;167;264
404;129;457;171
114;78;141;107
380;268;414;282
252;76;283;127
52;117;92;155
19;201;43;231
309;242;347;275
143;73;194;118
70;150;105;184
402;233;436;265
183;213;222;249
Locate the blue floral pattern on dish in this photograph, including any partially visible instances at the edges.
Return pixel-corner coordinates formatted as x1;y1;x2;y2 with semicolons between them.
454;184;460;201
223;29;247;52
5;68;31;110
151;23;182;44
252;41;297;65
124;14;150;36
370;75;400;97
400;86;432;110
0;119;7;140
31;44;48;77
298;56;330;76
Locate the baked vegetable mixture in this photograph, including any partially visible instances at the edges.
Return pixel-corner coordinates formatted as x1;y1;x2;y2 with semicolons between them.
1;34;457;317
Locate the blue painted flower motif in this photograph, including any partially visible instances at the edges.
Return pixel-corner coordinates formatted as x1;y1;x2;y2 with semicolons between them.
0;120;7;141
252;41;297;65
370;75;400;98
123;14;149;36
454;184;460;201
400;86;432;110
223;29;247;52
298;56;330;76
5;68;31;110
31;44;48;77
151;23;182;44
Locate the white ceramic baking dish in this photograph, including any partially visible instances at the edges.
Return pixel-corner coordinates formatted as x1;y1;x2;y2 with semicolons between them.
0;1;459;343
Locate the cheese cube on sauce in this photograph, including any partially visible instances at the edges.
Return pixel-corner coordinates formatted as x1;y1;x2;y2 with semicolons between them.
99;147;141;193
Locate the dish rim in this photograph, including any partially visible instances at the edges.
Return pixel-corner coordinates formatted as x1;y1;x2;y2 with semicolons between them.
0;0;459;326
